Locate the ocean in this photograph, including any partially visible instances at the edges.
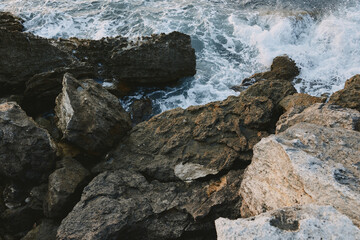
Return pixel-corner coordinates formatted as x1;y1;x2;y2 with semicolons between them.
1;0;359;113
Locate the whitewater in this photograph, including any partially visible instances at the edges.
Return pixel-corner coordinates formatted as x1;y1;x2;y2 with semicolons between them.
1;0;359;113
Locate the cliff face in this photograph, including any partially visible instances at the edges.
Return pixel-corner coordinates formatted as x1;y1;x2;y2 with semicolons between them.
0;11;359;240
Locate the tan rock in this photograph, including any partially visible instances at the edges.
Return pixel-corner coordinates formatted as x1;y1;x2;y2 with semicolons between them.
279;93;323;112
329;74;360;112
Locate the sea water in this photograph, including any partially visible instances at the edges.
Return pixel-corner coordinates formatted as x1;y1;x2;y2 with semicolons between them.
1;0;359;113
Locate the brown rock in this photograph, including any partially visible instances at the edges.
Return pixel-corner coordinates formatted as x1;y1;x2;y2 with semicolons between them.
129;98;153;124
329;74;360;112
279;93;323;112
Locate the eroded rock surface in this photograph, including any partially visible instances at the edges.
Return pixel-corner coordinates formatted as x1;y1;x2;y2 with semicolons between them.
329;74;360;112
276;103;360;133
216;205;360;240
240;123;360;226
55;73;132;154
279;93;323;112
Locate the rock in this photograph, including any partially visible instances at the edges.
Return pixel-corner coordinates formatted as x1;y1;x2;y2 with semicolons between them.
240;123;360;226
44;158;90;219
276;103;360;133
21;219;58;240
216;205;360;240
0;12;24;32
232;55;299;91
0;102;56;183
55;73;132;154
0;95;23;105
129;98;153;124
329;74;360;112
94;94;273;182
279;93;324;112
57;169;244;240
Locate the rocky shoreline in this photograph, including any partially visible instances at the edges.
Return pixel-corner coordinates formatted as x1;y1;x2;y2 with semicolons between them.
0;12;359;240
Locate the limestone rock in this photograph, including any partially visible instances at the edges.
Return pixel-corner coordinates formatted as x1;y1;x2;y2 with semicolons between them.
329;74;360;112
94;95;273;182
44;158;90;219
240;123;360;226
216;205;360;240
57;169;244;240
279;93;323;112
276;103;360;133
55;73;132;154
0;102;56;183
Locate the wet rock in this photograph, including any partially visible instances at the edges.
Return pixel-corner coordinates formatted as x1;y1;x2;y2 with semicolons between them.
276;103;360;133
44;158;90;219
0;95;23;105
279;93;323;112
216;205;360;240
232;55;299;91
0;102;56;183
94;94;273;182
21;219;58;240
55;73;132;154
0;12;24;32
129;98;153;124
57;169;244;240
240;123;360;226
329;74;360;112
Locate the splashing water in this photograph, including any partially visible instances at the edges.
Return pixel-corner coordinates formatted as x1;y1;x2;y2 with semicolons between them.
1;0;359;113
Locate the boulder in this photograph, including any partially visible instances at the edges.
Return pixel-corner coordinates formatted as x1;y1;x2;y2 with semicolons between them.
0;12;24;32
55;73;132;154
94;94;274;182
57;169;244;240
232;55;299;91
329;74;360;112
279;93;323;112
240;123;360;226
276;103;360;133
216;205;360;240
44;158;90;219
0;102;56;183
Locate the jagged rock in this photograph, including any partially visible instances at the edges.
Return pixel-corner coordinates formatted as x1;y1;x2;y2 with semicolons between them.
57;169;244;240
0;12;24;32
216;205;360;240
129;98;153;124
240;123;360;227
55;73;132;154
21;219;58;240
279;93;323;112
44;158;90;219
0;102;56;183
94;94;274;182
0;95;23;105
232;55;299;91
276;103;360;133
329;74;360;112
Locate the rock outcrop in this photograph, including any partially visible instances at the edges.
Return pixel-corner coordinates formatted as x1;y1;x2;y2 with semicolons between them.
276;103;360;133
279;93;324;112
0;102;56;183
0;12;24;32
329;74;360;112
240;123;360;226
216;205;360;240
55;73;132;154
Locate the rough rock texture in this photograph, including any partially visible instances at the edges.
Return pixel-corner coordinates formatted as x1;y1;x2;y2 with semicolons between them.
276;103;360;133
0;102;56;183
0;12;196;99
55;73;132;154
279;93;323;112
44;158;90;219
232;55;299;91
129;98;153;124
329;74;360;112
240;123;360;227
216;205;360;240
57;169;244;240
94;95;275;182
21;219;58;240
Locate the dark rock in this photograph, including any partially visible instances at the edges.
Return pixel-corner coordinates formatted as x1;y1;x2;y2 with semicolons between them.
0;12;24;32
57;169;244;240
21;219;58;240
0;102;56;183
34;114;62;141
129;98;153;124
94;94;273;182
232;55;299;91
0;95;23;105
44;158;90;219
329;74;360;112
55;73;132;155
